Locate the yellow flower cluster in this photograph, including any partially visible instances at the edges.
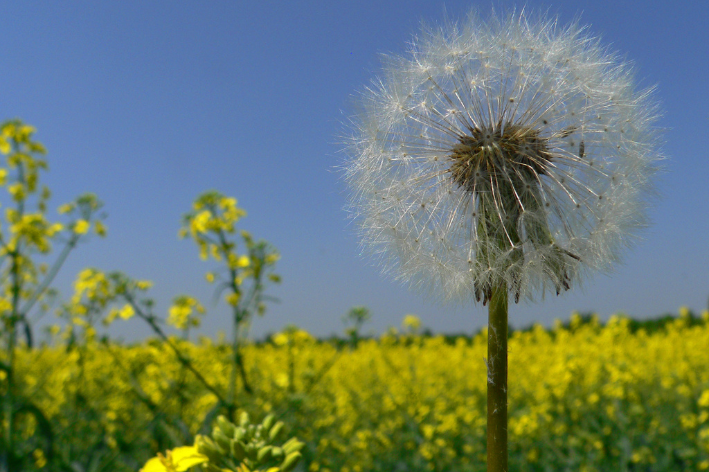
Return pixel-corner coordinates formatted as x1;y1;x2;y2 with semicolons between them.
168;295;206;330
8;310;709;471
179;192;247;261
0;121;108;339
177;191;280;319
59;269;152;339
3;209;63;253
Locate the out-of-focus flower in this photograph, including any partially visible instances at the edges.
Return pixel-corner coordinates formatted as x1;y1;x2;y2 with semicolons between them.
344;9;662;305
140;446;208;472
402;314;422;332
73;219;90;234
57;203;72;214
168;295;205;329
105;304;135;324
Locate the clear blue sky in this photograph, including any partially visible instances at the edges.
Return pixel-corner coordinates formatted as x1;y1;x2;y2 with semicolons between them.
1;1;706;342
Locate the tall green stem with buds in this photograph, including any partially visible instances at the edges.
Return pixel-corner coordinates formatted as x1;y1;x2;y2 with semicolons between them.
179;191;281;418
0;120;105;472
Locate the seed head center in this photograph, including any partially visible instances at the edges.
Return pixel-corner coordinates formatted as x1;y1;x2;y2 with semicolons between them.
448;124;552;193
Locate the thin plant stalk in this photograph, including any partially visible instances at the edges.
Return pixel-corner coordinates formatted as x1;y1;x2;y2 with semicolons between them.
123;293;228;407
215;228;253;410
2;149;26;472
487;283;508;472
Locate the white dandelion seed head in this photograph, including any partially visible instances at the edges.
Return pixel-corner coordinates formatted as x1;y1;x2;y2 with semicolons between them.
343;9;662;305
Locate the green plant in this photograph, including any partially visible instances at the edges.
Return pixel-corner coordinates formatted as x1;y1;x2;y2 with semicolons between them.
140;413;304;472
0;119;106;472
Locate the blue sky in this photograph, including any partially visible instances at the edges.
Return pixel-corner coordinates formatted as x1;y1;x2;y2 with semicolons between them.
1;1;706;342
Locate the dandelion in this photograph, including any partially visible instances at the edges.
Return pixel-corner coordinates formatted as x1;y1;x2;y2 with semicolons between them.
343;8;661;470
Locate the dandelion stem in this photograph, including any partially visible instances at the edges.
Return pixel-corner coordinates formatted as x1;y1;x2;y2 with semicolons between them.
487;282;508;472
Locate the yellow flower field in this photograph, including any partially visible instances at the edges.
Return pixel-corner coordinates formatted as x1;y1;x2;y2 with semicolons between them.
8;309;709;471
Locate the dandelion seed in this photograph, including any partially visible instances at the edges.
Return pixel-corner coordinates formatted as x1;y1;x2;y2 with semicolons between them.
344;9;661;305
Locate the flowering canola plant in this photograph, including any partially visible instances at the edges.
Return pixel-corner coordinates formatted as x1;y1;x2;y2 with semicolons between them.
8;310;709;471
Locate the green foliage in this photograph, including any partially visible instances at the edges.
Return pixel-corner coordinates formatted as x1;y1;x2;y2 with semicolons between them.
342;306;371;347
195;413;304;472
0;119;106;472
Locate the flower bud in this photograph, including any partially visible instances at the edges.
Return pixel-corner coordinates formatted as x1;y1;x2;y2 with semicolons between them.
216;415;236;438
195;435;222;463
257;445;273;462
269;421;284;442
230;439;247;461
281;438;305;455
212;428;231;454
280;452;302;472
261;414;275;432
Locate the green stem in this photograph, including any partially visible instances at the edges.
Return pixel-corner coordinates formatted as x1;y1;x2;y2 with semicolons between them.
487;283;508;472
19;233;79;317
2;157;26;472
229;307;253;400
123;293;228;407
214;227;253;404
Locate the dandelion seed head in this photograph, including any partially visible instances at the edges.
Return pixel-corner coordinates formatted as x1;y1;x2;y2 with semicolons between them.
343;9;662;305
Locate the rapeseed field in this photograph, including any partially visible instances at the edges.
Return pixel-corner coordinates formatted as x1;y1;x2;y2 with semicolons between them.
9;309;709;471
1;121;704;470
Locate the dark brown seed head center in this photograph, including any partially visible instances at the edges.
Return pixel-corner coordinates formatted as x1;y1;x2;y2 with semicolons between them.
448;124;552;193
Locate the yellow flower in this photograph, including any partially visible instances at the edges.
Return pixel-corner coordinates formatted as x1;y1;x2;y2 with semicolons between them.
140;446;208;472
1;122;15;138
94;220;107;237
265;253;280;265
5;207;17;223
58;203;74;214
47;223;63;236
7;183;25;201
273;333;289;346
0;297;12;313
136;280;153;290
74;219;90;234
698;390;709;408
32;449;47;468
168;296;205;329
227;253;250;270
219;196;237;210
118;304;134;320
225;292;240;306
402;314;422;332
236;255;250;268
190;210;211;236
18;124;36;137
